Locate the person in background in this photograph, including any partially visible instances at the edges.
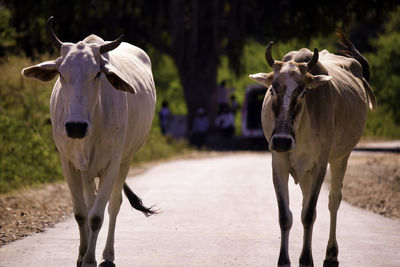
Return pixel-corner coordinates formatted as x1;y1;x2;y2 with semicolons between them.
158;100;171;135
190;107;210;148
217;80;235;108
230;94;240;115
215;104;235;137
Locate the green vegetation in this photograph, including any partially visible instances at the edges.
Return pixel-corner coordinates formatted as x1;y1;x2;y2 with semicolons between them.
147;47;187;115
366;6;400;125
363;6;400;138
363;110;400;139
132;130;190;165
0;55;60;194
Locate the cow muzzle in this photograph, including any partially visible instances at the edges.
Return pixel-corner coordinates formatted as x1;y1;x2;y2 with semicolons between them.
65;121;88;139
270;134;295;152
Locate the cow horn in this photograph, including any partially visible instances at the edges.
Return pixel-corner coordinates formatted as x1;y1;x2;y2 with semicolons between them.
265;41;275;67
100;35;124;54
307;48;319;71
46;16;63;50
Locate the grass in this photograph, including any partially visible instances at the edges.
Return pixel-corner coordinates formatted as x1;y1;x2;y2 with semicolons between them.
132;123;192;165
363;109;400;139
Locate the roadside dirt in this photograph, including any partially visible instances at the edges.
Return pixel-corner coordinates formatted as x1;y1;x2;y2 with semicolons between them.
0;182;72;247
0;151;399;247
340;152;400;219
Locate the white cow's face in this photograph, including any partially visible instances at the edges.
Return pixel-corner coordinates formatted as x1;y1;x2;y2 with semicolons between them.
57;42;101;138
250;61;331;152
22;39;136;139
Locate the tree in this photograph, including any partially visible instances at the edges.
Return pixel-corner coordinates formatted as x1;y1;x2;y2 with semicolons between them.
166;0;246;130
0;6;16;56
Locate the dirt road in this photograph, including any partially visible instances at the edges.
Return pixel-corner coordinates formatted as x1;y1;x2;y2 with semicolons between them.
1;153;399;266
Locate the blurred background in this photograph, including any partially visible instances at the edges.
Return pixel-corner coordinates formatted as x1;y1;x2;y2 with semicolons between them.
1;0;400;192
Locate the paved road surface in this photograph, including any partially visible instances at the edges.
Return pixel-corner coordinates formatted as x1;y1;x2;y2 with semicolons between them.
1;153;399;267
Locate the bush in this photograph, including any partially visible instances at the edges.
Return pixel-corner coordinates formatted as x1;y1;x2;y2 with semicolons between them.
362;6;400;138
0;55;62;193
367;31;400;124
0;115;61;193
363;109;400;139
133;127;191;164
147;46;187;115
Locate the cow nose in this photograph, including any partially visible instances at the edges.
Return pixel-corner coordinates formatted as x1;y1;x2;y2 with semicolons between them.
270;135;294;152
65;122;88;139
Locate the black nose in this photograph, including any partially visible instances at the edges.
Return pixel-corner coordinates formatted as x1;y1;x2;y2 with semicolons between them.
65;122;88;139
271;135;294;152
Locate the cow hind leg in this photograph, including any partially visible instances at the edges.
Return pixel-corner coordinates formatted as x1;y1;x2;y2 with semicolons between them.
81;162;123;267
101;161;157;266
324;154;350;267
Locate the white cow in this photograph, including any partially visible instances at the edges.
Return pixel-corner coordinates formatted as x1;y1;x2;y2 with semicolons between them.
22;17;157;267
250;33;376;267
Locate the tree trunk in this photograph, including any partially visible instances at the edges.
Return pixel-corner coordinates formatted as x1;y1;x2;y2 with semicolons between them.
177;57;218;133
169;0;222;133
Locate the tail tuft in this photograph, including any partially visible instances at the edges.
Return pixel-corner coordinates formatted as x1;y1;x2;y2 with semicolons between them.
123;183;158;217
336;30;370;82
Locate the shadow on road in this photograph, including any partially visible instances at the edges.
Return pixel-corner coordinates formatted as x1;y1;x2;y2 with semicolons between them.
203;134;268;151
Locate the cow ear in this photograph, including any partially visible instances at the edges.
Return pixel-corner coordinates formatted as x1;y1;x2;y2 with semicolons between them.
22;59;60;82
309;74;331;89
249;72;273;88
101;61;137;94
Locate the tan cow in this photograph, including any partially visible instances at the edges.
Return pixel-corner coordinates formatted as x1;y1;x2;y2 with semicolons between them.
22;17;156;267
249;34;376;267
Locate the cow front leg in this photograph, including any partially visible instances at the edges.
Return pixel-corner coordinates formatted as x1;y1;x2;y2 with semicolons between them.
299;164;327;267
76;172;97;267
100;161;131;266
324;154;349;267
272;154;292;267
60;157;90;267
81;163;120;267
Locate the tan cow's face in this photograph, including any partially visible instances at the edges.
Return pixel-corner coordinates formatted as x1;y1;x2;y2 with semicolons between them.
250;61;331;152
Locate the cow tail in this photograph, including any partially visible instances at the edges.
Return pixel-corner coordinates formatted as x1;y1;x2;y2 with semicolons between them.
123;183;158;217
336;30;370;82
362;77;377;110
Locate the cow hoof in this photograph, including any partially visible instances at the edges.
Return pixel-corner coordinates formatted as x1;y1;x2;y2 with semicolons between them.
99;260;115;267
278;264;291;267
323;259;339;267
77;260;82;267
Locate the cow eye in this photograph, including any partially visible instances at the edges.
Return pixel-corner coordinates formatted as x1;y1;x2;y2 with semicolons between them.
95;72;101;79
